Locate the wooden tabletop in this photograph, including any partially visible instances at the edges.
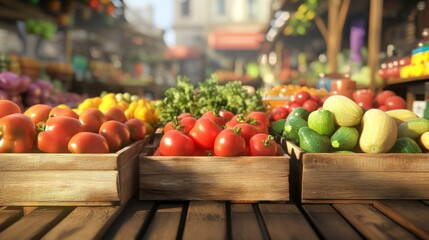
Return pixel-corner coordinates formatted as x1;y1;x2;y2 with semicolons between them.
0;198;428;240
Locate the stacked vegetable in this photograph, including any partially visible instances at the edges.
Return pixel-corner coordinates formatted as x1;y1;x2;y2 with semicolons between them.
75;92;159;134
0;99;147;153
157;110;278;156
156;76;265;124
0;72;83;108
273;95;429;153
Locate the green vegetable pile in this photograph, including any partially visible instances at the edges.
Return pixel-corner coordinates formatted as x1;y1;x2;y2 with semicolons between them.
156;76;265;124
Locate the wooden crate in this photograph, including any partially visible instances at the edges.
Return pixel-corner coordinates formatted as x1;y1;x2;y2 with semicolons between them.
139;132;290;201
284;140;429;203
0;139;145;206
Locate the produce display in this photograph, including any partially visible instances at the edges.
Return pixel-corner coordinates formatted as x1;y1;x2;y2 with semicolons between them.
157;110;277;156
75;91;159;134
0;72;83;109
156;77;265;124
0;99;148;153
273;95;429;153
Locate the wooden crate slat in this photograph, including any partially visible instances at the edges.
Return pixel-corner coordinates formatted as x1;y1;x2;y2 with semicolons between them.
303;154;429;172
0;207;23;232
231;204;264;240
142;203;184;240
302;171;429;200
0;171;119;204
141;156;288;174
258;203;318;240
140;173;288;201
42;206;123;240
0;207;71;240
103;199;154;240
302;204;362;240
373;200;429;239
0;154;117;171
333;204;417;240
182;201;227;240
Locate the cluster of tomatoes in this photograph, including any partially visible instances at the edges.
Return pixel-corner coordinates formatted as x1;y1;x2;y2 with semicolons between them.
0;100;146;154
157;110;278;157
270;91;323;121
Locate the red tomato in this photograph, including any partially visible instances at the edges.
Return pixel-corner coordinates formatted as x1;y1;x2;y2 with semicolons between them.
105;107;127;123
354;97;373;110
180;116;197;134
225;114;247;129
189;118;222;149
311;95;321;104
0;100;21;118
79;108;106;133
159;130;195;156
153;147;161;156
247;111;270;126
249;134;278;156
289;102;302;112
252;119;268;134
219;109;234;122
294;91;311;105
201;111;225;126
49;107;79;119
302;99;319;112
378;105;389;111
24;104;52;124
374;90;396;107
193;147;213;156
0;113;35;153
68;132;109;153
99;120;131;152
270;107;288;121
125;118;147;141
352;89;375;102
213;128;246;156
178;112;193;120
164;116;196;134
38;116;83;153
235;123;259;143
385;96;406;110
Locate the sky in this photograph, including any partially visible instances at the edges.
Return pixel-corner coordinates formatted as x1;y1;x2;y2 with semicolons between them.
124;0;175;46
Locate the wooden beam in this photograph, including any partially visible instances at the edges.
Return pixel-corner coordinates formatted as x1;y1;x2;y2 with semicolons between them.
327;0;340;73
315;16;328;42
368;0;384;91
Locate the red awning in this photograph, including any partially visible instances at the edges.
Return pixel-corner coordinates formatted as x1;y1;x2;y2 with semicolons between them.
208;32;264;50
164;46;201;60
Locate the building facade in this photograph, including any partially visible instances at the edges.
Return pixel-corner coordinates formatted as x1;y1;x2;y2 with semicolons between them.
172;0;273;83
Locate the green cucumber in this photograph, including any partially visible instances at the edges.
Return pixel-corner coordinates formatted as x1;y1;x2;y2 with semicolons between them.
388;137;422;153
282;117;308;144
308;109;335;136
397;118;429;139
287;107;309;121
330;126;359;150
272;119;287;135
298;127;330;153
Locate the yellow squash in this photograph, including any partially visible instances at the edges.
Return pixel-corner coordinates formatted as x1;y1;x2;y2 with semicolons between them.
385;109;418;125
359;109;397;153
322;95;363;127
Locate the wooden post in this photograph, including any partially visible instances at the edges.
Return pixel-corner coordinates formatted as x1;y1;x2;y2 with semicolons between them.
368;0;383;92
327;0;340;73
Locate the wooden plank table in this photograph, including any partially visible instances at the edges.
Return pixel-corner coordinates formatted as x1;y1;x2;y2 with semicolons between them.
1;197;428;240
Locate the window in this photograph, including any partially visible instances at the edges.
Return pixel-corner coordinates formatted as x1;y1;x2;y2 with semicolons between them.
181;0;190;16
248;0;257;19
217;0;226;15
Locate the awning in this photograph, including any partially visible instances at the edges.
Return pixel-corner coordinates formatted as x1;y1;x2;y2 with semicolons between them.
208;32;264;50
163;46;201;60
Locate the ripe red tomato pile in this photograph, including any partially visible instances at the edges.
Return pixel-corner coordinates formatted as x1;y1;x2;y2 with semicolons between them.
158;110;278;157
270;91;323;122
0;100;147;154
